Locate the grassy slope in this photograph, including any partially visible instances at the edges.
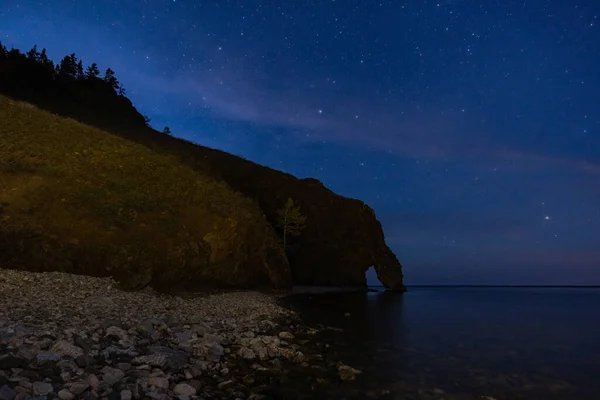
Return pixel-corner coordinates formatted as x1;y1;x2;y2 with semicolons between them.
0;96;290;291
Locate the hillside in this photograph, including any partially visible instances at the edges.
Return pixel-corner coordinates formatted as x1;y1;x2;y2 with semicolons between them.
0;42;406;291
0;96;290;292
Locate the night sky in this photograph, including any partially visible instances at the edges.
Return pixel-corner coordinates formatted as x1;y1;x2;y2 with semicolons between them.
2;1;599;285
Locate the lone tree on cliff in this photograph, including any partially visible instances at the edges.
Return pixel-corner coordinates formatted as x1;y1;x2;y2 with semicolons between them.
276;197;306;249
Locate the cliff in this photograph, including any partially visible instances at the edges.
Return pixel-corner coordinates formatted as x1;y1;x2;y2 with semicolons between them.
0;43;406;291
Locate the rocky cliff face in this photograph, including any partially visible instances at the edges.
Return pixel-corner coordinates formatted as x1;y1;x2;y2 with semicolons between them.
178;147;406;291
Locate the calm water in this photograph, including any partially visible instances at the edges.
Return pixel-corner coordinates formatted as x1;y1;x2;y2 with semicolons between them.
285;287;600;400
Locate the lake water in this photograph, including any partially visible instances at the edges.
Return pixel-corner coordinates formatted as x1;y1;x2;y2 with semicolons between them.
284;287;600;400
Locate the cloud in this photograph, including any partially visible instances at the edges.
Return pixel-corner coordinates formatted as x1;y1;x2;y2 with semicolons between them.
153;70;493;157
496;150;600;175
143;65;600;176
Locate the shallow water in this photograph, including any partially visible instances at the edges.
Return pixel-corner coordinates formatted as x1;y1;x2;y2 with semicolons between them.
284;287;600;400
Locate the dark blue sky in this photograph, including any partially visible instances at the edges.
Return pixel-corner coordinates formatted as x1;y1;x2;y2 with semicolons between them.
2;1;599;285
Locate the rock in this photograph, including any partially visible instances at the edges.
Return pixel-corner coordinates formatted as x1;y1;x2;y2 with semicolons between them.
0;385;17;400
0;270;363;400
57;359;79;373
238;347;256;360
206;343;224;362
137;321;155;337
117;362;131;371
175;331;193;344
101;366;125;386
36;351;61;363
32;381;53;396
338;365;362;382
217;380;234;389
50;341;84;359
145;346;189;370
148;376;169;389
63;382;89;395
278;332;294;340
131;354;167;369
173;383;196;396
57;389;75;400
60;371;71;382
87;374;101;392
74;355;95;368
105;326;129;341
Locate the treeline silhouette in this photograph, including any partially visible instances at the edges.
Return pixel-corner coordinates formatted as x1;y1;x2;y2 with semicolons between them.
0;42;148;132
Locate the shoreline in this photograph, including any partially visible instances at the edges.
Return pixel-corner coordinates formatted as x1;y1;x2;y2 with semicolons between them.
0;269;362;400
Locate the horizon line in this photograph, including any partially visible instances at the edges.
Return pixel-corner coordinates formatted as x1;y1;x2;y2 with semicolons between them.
369;284;600;288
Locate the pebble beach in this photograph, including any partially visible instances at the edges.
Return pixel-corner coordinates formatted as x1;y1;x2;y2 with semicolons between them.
0;270;361;400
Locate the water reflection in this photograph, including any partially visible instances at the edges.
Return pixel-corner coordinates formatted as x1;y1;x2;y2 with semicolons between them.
286;290;407;344
284;287;600;399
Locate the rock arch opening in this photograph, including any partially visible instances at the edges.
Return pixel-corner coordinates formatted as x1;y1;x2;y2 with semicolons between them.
366;265;383;287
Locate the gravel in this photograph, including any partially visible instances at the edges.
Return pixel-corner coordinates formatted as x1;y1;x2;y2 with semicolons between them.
0;269;345;399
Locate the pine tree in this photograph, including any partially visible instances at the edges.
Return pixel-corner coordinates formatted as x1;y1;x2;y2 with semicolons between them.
276;198;307;249
162;126;172;135
38;48;53;69
117;84;126;96
103;68;119;91
0;41;6;61
26;45;40;62
58;53;78;79
85;63;101;79
76;60;84;80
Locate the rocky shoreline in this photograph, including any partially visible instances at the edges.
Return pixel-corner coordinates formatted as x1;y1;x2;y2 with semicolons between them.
0;270;361;400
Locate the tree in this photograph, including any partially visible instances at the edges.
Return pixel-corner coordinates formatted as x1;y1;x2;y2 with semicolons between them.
38;48;54;71
276;197;306;249
76;60;84;80
58;53;78;80
103;68;119;91
143;115;151;126
162;126;172;135
0;41;6;61
26;45;40;62
117;83;126;96
85;63;101;79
